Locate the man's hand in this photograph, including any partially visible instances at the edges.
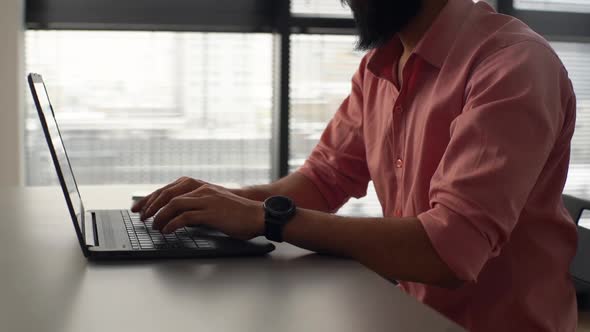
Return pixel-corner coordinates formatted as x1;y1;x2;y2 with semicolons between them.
132;176;212;220
132;178;265;240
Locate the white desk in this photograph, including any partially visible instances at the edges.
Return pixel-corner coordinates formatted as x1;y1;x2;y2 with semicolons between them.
0;186;463;332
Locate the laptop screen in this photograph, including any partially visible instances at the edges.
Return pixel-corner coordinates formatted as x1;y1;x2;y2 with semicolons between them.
32;80;85;233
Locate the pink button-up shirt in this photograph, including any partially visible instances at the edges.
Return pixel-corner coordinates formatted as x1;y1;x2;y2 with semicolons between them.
297;0;578;330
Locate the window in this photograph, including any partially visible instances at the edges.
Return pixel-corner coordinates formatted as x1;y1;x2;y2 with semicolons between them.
514;0;590;13
291;0;352;17
290;34;380;216
289;34;362;172
554;42;590;198
25;31;273;187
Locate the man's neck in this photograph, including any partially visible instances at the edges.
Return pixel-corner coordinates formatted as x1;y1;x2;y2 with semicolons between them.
398;0;448;57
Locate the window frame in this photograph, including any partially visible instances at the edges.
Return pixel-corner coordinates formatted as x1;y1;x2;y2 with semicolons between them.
498;0;590;41
26;0;275;32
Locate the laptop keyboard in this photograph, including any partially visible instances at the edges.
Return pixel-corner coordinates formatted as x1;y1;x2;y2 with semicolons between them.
122;211;214;250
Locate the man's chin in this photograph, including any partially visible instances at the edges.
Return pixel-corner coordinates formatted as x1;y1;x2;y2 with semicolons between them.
346;0;423;51
353;28;399;51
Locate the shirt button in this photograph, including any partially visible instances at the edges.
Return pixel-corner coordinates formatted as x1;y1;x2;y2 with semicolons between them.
395;159;403;168
395;106;403;113
394;209;402;217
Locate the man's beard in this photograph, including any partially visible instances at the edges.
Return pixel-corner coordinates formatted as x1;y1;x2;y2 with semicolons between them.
341;0;422;51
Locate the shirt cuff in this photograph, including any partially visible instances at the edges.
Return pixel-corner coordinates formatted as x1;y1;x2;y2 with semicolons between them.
418;204;492;282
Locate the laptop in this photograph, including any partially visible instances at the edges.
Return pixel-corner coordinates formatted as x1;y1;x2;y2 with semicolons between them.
27;73;275;260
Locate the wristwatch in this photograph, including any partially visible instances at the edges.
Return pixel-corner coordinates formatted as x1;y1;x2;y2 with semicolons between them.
263;196;296;242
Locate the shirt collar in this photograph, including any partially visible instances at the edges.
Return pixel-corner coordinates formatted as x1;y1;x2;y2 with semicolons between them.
367;0;476;76
414;0;475;68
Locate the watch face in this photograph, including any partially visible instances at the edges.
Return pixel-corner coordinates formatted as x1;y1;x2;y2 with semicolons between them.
265;196;294;214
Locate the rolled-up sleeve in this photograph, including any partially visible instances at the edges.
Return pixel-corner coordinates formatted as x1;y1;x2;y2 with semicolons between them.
418;41;571;282
297;57;371;213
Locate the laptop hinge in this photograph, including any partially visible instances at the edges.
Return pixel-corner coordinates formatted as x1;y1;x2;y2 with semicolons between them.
84;211;99;247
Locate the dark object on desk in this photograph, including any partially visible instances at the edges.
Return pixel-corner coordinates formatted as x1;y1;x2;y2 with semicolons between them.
28;73;275;260
562;194;590;309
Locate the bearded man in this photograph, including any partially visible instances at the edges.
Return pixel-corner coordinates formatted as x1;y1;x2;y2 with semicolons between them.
133;0;578;330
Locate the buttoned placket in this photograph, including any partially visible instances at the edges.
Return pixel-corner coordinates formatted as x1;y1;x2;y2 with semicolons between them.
391;55;424;218
391;100;404;217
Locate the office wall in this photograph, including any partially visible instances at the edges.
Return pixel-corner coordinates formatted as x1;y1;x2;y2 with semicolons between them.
0;0;24;186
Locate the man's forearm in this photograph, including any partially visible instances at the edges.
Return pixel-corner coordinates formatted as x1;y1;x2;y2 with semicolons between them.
282;208;463;288
231;185;273;202
232;172;332;212
230;174;459;286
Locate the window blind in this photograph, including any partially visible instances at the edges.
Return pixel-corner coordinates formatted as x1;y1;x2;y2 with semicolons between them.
555;41;590;198
25;31;273;187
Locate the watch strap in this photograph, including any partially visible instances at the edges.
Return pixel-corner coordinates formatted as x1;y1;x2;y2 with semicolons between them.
264;212;285;242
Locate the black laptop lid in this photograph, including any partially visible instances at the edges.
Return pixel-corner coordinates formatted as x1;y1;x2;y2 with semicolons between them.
28;73;89;255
